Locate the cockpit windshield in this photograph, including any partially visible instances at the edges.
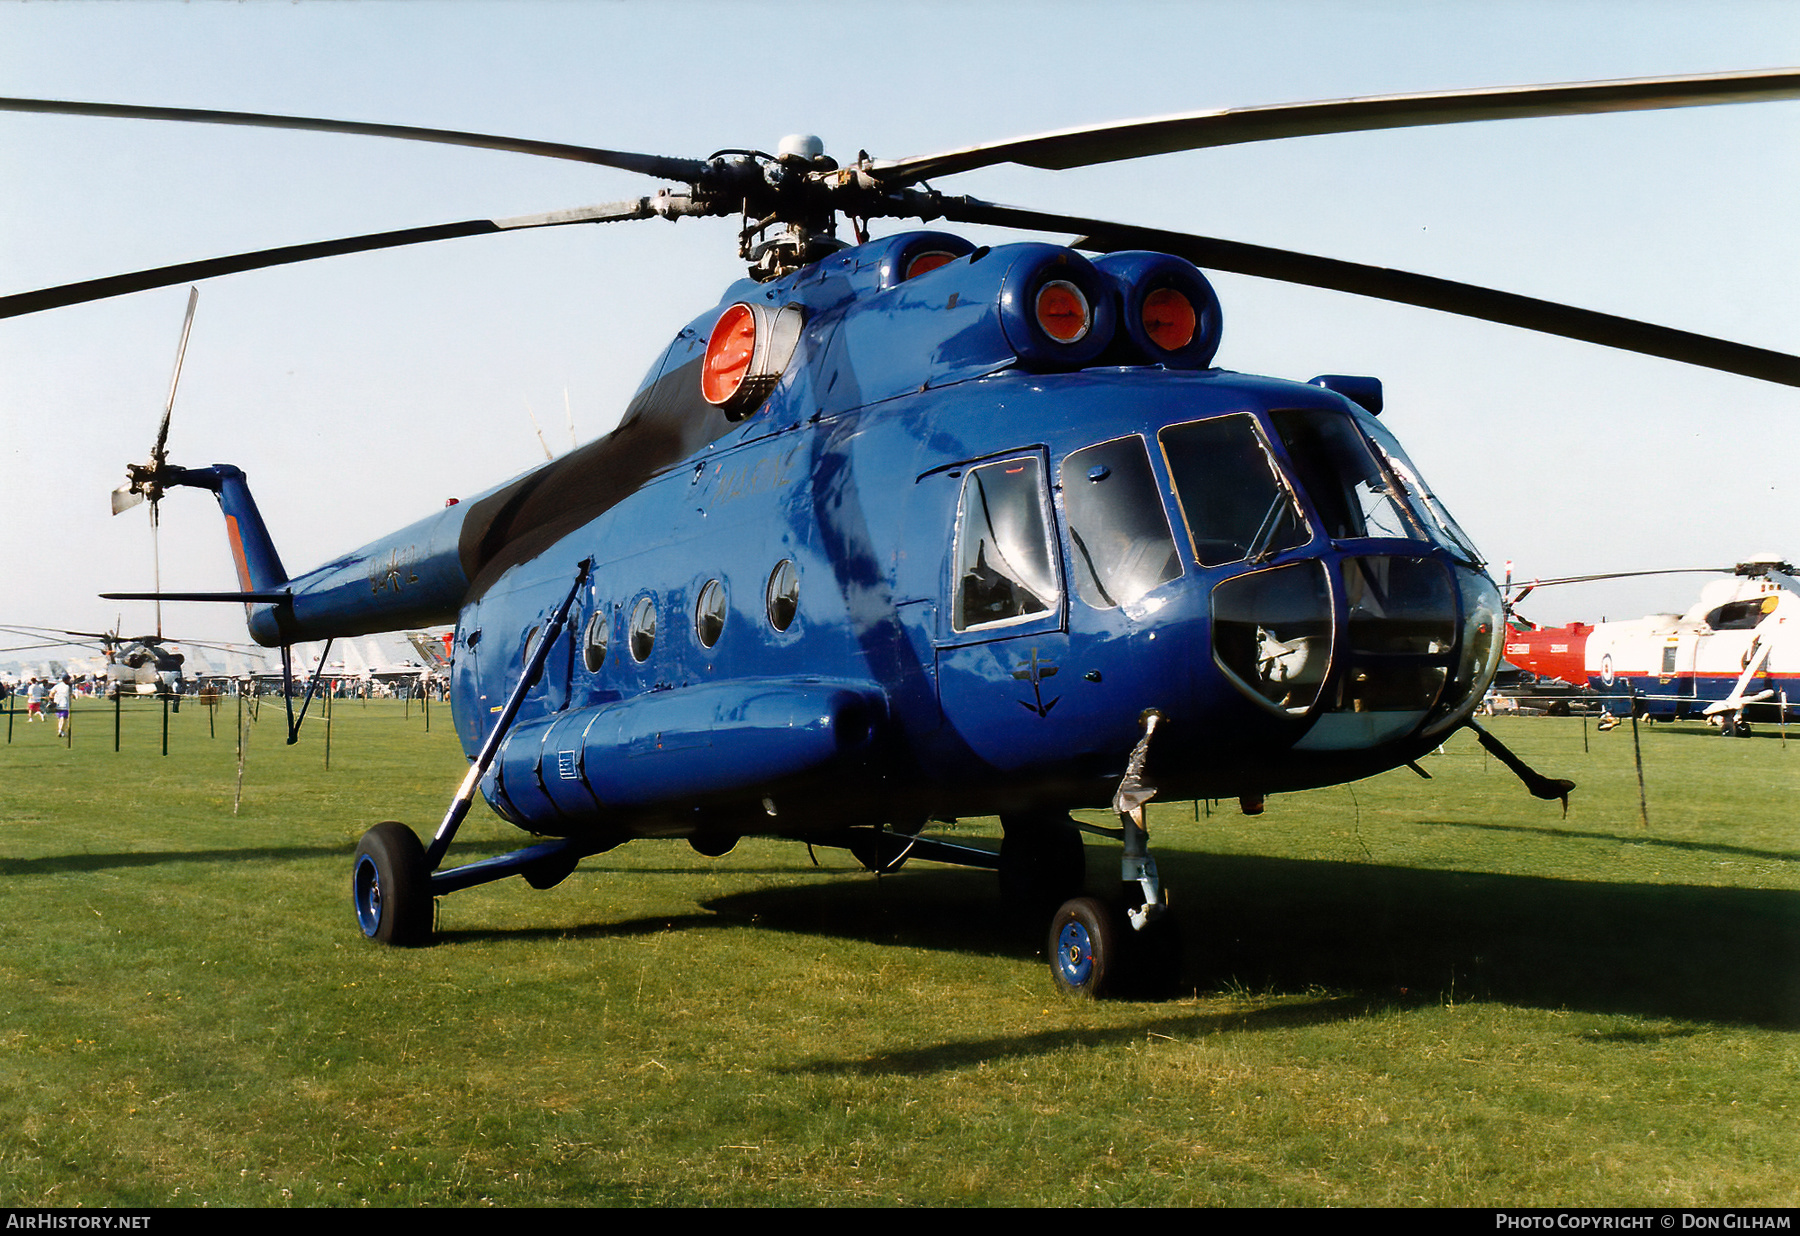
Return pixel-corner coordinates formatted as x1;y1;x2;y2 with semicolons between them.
1354;412;1484;567
1158;414;1309;567
1270;408;1424;542
1272;407;1483;566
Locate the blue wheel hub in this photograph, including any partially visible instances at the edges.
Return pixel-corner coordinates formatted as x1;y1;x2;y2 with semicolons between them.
1056;918;1094;987
353;853;384;938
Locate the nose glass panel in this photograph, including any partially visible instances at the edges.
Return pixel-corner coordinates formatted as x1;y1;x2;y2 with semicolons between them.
1210;553;1474;749
1211;561;1333;714
1424;568;1505;739
1296;555;1458;751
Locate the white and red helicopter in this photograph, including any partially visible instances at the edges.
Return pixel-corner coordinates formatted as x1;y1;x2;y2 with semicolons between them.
1502;556;1796;735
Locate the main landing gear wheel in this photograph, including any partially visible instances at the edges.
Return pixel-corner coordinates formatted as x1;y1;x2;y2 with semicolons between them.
352;821;432;946
1048;896;1117;998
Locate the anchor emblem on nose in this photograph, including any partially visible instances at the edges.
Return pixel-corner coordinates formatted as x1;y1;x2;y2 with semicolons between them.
1013;647;1060;717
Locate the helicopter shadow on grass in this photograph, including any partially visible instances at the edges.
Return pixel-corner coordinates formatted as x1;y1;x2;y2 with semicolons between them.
787;992;1385;1079
0;833;572;880
720;846;1800;1029
434;871;1397;1078
678;846;1800;1028
1428;818;1800;865
1165;847;1800;1030
426;839;1798;1028
0;843;348;877
432;862;1017;950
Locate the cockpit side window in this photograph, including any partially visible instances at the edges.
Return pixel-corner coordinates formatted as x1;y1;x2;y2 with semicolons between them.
1708;598;1773;631
1062;436;1182;609
952;456;1060;632
1159;414;1309;567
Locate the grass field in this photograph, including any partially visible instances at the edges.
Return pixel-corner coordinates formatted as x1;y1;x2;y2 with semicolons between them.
0;695;1795;1206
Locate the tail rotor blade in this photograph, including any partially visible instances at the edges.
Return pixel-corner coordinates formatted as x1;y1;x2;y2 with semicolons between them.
111;483;144;516
154;286;200;467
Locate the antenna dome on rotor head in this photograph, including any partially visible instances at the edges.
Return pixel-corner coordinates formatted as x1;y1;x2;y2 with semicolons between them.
777;133;827;163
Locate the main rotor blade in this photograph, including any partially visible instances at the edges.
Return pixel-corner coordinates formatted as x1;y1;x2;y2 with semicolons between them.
0;198;671;319
929;198;1800;388
0;640;89;654
0;97;709;182
99;589;294;604
0;625;115;654
152;636;271;658
1505;568;1732;591
877;69;1800;183
0;625;108;644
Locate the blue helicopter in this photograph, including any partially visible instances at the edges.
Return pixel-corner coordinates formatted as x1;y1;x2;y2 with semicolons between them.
4;70;1799;997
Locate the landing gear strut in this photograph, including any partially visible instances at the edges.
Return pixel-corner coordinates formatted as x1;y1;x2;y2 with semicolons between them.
351;559;594;947
1047;710;1182;999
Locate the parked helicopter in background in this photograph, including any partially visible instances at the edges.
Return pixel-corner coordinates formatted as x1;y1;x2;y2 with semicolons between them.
0;622;255;696
3;70;1798;997
1503;557;1796;736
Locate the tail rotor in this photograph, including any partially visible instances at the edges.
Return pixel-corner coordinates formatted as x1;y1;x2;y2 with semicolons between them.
111;286;200;637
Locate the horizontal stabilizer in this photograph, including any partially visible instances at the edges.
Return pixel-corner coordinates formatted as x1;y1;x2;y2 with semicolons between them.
100;589;293;604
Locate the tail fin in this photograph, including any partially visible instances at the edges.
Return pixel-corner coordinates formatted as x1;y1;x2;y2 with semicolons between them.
162;464;289;592
210;465;288;593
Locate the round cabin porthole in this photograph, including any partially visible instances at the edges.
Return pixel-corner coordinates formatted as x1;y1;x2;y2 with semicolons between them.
629;596;657;663
695;578;727;649
766;559;799;632
582;611;608;672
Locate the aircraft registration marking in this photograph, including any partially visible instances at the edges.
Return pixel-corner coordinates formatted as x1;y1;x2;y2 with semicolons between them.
367;545;422;596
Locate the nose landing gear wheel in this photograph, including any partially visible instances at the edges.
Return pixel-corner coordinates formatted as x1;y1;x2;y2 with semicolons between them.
1048;896;1116;998
352;821;432;946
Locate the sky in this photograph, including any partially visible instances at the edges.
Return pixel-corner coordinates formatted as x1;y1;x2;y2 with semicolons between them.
2;0;1797;658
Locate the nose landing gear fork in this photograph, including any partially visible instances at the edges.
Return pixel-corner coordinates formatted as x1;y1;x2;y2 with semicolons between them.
1115;708;1167;931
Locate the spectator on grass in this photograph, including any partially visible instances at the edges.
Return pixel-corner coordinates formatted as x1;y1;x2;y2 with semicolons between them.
51;676;72;738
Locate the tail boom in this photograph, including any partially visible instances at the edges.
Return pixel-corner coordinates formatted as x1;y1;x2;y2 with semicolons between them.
150;464;472;645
